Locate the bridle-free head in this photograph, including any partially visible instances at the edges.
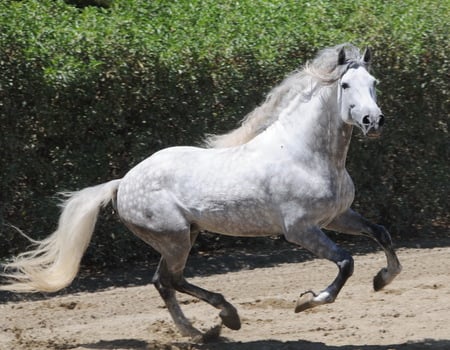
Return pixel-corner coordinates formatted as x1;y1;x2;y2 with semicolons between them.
338;47;384;138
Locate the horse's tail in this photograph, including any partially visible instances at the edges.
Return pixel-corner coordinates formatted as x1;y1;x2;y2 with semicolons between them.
0;179;121;293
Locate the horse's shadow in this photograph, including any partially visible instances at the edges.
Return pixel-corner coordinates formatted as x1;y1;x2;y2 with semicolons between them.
2;233;450;303
78;338;450;350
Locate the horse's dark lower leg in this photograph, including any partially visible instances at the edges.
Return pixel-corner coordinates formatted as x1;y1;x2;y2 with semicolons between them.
368;224;402;290
169;271;241;331
326;209;402;290
126;223;208;338
152;259;202;338
284;226;354;312
151;227;239;336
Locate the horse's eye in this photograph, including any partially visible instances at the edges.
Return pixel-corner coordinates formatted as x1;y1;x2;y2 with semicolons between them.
341;82;350;90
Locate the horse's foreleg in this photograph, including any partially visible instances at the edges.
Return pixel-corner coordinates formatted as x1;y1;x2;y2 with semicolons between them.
326;209;402;290
284;227;354;313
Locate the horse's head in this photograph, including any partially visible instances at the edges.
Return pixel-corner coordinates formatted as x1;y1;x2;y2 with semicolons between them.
338;47;384;138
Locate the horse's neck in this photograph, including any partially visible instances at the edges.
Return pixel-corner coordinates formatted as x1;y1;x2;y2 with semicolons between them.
273;86;353;170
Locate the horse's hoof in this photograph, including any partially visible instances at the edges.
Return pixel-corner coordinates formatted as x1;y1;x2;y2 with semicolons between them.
374;264;402;291
295;291;317;313
219;308;241;330
373;268;388;291
200;324;223;343
179;325;203;340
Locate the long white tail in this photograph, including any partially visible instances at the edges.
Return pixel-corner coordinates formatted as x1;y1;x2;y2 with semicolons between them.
0;179;121;293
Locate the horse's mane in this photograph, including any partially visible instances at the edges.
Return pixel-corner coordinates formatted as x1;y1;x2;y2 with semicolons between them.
204;43;365;148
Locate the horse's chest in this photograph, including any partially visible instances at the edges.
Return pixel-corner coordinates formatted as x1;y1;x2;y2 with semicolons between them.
320;171;355;224
336;172;354;206
281;169;355;226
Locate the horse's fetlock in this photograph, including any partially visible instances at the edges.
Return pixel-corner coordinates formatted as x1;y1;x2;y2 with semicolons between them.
210;293;227;307
375;225;392;245
337;256;354;277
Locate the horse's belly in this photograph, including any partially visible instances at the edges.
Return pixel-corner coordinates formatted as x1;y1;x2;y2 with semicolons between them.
190;200;282;237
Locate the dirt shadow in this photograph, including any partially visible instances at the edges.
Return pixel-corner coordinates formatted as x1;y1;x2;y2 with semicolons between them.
0;240;316;302
1;234;449;303
78;338;450;350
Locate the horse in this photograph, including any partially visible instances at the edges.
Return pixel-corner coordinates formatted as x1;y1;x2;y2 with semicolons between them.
1;43;402;340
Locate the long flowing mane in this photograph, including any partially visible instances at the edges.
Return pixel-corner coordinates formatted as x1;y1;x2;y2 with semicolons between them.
204;43;364;148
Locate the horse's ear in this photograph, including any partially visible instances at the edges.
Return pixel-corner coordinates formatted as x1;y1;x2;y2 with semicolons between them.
363;46;372;65
338;47;346;65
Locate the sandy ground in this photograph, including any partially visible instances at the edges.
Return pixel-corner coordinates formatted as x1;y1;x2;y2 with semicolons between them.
1;244;449;350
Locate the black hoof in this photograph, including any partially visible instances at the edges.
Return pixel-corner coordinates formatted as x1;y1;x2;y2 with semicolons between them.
200;325;223;343
373;268;388;291
219;307;241;330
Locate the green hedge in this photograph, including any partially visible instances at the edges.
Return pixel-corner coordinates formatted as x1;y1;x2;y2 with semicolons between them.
1;0;448;265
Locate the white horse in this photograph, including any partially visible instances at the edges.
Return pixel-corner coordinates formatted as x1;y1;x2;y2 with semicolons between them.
1;43;401;340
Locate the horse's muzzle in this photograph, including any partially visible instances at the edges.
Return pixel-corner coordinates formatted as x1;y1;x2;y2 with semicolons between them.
361;114;384;138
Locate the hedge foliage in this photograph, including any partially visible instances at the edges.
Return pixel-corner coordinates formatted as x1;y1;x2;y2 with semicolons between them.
1;0;448;265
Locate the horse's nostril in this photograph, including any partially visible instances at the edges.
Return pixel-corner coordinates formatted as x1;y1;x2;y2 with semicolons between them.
378;115;385;127
362;115;370;125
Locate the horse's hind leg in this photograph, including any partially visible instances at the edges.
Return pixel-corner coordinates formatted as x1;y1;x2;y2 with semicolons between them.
326;209;402;290
155;263;240;334
169;270;241;331
284;226;354;313
161;230;241;332
152;258;203;338
131;223;240;337
125;223;202;338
